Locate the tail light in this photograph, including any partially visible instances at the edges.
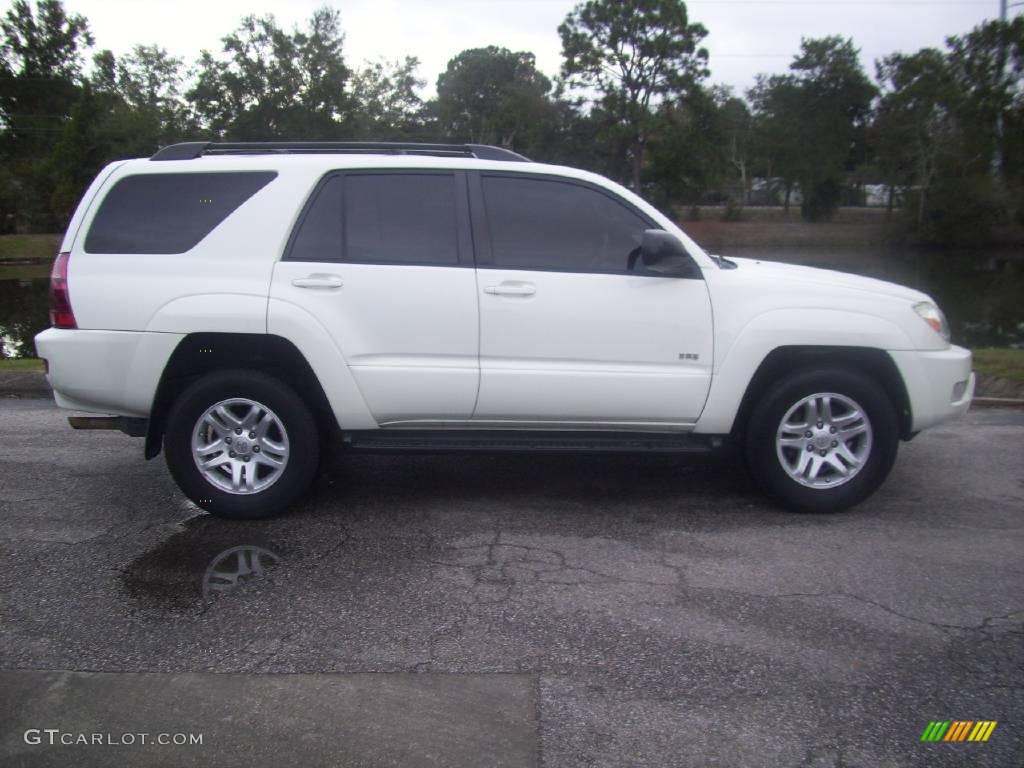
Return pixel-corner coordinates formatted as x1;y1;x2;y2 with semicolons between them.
49;251;77;329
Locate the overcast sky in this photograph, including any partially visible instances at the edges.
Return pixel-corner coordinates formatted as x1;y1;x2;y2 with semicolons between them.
59;0;1013;97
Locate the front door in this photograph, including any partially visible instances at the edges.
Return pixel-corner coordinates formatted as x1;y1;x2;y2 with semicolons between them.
471;172;713;427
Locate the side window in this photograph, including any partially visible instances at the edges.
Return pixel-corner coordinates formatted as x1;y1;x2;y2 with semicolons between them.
287;173;460;265
288;176;343;262
84;172;276;254
344;174;459;265
481;175;651;273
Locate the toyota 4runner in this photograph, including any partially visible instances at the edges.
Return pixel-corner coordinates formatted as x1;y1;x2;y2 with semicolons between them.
34;141;975;519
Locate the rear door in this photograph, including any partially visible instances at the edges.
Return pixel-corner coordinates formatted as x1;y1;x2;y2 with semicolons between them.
470;172;713;427
269;170;479;424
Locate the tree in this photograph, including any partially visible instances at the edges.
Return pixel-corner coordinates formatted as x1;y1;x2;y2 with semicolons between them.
91;45;187;143
349;56;425;139
944;18;1024;216
0;0;92;230
559;0;708;192
748;74;803;212
644;85;728;209
749;37;876;221
874;49;955;226
719;92;753;206
871;18;1024;243
0;0;92;135
187;7;350;139
434;46;553;152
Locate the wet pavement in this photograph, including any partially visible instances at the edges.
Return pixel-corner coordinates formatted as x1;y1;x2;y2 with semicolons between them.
0;397;1022;766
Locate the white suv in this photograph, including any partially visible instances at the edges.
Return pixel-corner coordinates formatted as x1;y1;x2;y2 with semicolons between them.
35;141;974;519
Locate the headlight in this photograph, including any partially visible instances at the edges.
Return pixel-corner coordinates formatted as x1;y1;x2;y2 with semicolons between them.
913;302;951;342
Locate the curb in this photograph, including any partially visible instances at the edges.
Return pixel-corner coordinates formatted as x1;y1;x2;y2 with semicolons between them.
0;370;50;396
972;396;1024;409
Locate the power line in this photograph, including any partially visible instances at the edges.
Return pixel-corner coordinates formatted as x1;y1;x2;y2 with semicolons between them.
690;1;993;4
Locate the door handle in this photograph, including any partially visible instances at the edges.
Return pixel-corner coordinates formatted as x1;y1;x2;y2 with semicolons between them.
291;274;344;289
484;282;536;297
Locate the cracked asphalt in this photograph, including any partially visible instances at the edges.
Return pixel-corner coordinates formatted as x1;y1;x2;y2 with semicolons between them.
0;397;1022;767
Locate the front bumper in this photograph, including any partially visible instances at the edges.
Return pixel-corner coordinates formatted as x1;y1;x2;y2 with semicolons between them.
889;346;974;432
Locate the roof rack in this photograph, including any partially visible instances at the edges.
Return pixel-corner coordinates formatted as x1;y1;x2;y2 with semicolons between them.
150;141;530;163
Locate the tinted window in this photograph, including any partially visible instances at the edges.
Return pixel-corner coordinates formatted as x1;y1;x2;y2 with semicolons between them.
344;174;458;265
288;176;343;262
286;173;460;265
482;176;651;273
85;172;276;254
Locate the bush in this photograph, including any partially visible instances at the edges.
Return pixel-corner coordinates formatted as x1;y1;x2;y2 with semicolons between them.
721;201;744;222
905;174;1000;246
800;178;842;222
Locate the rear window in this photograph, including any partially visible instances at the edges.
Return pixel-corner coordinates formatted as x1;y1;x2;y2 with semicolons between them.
84;171;277;254
286;173;459;265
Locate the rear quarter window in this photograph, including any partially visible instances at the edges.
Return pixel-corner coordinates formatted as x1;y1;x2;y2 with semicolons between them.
84;171;277;254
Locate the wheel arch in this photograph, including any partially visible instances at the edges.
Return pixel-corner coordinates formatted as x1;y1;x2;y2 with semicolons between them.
728;346;914;444
145;333;337;459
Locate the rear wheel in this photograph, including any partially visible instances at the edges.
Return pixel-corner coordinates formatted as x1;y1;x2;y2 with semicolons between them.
745;368;899;513
164;370;319;519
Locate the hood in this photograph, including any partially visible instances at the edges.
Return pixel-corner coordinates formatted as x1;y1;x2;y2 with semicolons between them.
724;257;931;304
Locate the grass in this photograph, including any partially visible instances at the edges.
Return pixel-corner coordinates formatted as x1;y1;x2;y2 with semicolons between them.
0;234;61;261
0;357;44;371
973;348;1024;384
0;263;50;280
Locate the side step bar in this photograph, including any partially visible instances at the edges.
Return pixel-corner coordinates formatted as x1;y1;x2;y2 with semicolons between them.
68;416;148;437
342;429;725;454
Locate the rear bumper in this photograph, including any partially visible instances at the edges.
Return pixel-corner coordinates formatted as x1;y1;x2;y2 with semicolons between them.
889;346;974;432
34;328;183;417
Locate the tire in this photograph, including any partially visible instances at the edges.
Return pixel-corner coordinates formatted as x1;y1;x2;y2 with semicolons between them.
744;368;899;513
164;369;320;520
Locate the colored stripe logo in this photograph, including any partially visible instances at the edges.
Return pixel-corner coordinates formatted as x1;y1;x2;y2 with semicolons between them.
920;721;997;742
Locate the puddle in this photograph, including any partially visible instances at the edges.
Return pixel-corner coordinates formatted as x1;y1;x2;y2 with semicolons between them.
201;545;282;600
121;516;285;609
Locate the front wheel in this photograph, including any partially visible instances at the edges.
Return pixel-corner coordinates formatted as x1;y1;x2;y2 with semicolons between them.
745;368;899;513
164;370;320;520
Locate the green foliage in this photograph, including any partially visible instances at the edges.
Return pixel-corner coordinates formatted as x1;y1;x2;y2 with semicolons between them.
187;8;350;140
349;57;425;139
559;0;708;190
0;233;59;260
435;47;553;152
721;201;744;222
644;85;727;206
0;0;1022;257
874;18;1024;245
973;348;1024;383
0;356;44;369
749;37;876;222
0;0;93;231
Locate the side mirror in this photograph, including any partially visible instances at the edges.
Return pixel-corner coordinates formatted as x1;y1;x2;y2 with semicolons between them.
637;230;699;276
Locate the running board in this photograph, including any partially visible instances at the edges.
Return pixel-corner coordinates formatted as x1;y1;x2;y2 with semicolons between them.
342;429;724;454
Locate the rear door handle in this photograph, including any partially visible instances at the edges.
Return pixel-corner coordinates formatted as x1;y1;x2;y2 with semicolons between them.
484;282;536;297
291;274;344;289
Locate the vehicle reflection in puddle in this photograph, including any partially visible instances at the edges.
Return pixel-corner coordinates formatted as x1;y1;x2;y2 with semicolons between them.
120;516;284;608
202;545;282;600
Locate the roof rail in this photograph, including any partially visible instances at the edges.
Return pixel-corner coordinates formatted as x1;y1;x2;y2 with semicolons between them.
150;141;530;163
